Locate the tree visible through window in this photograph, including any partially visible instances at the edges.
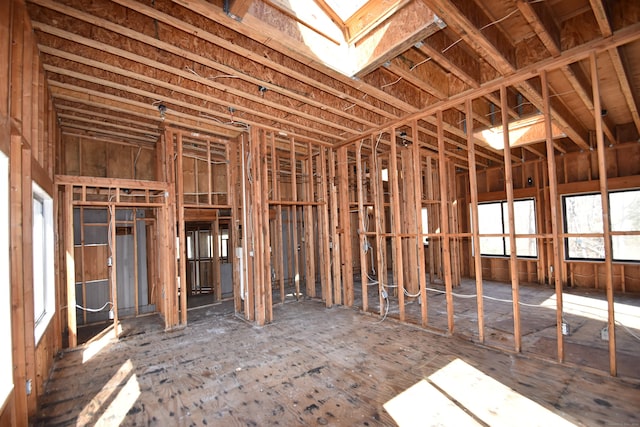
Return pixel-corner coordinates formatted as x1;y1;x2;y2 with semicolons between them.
476;199;537;257
564;191;640;261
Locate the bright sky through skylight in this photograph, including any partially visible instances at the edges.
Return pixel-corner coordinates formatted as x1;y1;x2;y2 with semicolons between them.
324;0;369;21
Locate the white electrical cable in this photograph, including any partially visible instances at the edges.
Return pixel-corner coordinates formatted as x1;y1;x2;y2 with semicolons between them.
420;285;542;307
403;289;421;298
616;320;640;342
76;301;113;312
377;293;389;323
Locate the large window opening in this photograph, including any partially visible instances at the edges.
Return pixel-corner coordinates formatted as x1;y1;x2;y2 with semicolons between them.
563;190;640;261
0;152;12;407
476;199;537;258
33;182;55;344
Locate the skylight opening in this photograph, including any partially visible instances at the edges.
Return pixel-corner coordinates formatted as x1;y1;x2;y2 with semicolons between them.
324;0;369;22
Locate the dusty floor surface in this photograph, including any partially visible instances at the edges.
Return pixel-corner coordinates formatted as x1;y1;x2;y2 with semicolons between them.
35;299;640;426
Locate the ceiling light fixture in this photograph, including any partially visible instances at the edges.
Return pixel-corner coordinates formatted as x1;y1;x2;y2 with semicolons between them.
157;103;167;120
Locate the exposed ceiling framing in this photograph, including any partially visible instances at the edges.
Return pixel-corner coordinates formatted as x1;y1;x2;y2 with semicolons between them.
26;0;640;168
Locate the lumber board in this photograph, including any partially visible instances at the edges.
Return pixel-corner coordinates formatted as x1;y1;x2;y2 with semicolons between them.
500;86;522;353
542;71;565;362
436;113;455;334
337;146;354;307
388;126;405;321
329;149;342;305
591;54;617;376
466;99;485;343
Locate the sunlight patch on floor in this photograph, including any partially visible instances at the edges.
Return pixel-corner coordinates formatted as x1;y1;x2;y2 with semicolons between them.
78;359;136;425
384;378;481;426
544;293;640;329
82;324;120;364
95;373;140;426
386;358;576;427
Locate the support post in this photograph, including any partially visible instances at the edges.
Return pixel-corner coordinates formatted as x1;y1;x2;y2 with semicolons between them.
591;53;616;376
466;99;485;343
541;71;565;362
176;132;188;325
501;86;522;352
437;112;455;334
337;146;354;306
389;126;405;321
356;139;369;312
410;120;428;327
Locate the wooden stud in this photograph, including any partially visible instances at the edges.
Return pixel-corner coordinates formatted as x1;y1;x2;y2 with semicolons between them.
591;53;617;376
212;216;221;302
263;132;273;322
289;137;300;299
542;70;565;362
230;136;243;313
466;99;485;343
337;146;354;306
109;203;119;338
132;208;140;316
501;86;522;353
303;142;316;299
356;139;369;312
401;146;418;296
426;159;436;284
389;126;405;321
272;149;285;303
10;133;28;422
329;149;342;305
410;120;428;327
437;112;455;334
165;129;179;329
246;127;258;322
176;132;188;325
372;135;387;316
206;139;212;206
319;147;333;307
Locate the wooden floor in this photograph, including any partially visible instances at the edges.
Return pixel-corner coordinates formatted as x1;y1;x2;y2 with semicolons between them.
35;299;640;426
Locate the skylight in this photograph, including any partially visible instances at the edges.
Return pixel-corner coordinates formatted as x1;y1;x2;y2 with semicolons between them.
324;0;369;22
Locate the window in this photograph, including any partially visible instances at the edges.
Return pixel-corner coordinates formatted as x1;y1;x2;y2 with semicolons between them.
610;191;640;261
564;190;640;261
219;227;229;261
476;199;537;257
421;208;429;245
0;152;12;407
33;183;55;344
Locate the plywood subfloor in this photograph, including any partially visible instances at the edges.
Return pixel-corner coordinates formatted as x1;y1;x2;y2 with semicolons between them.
35;301;640;426
355;277;640;379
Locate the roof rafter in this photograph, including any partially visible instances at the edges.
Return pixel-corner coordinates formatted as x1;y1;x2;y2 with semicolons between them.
421;0;591;150
588;0;640;136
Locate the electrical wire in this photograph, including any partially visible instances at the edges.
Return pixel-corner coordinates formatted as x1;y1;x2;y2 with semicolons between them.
76;301;113;312
377;293;389;323
616;320;640;342
386;7;523;85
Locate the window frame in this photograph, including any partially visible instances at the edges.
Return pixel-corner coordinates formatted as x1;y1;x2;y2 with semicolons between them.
475;198;538;259
33;182;55;345
0;151;12;408
562;189;640;263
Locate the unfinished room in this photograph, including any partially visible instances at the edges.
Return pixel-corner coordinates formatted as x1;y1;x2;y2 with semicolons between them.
2;0;640;425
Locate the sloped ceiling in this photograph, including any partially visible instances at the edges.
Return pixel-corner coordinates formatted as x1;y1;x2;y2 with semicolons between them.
26;0;640;167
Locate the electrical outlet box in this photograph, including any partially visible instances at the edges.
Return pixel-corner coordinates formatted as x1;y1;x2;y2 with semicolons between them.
601;326;609;341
